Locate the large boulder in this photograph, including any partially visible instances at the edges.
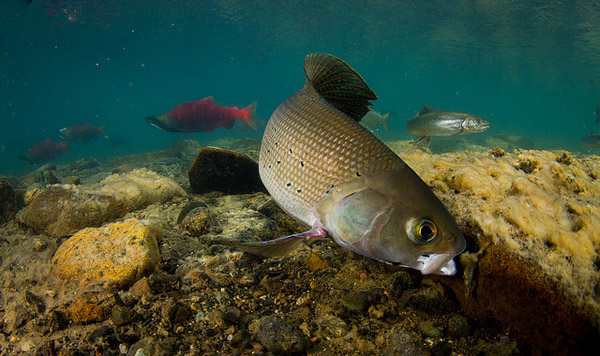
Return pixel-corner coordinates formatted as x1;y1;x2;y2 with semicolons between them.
0;180;18;224
17;168;185;237
188;147;265;195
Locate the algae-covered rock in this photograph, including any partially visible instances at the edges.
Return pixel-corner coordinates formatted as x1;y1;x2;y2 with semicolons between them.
188;147;265;194
0;180;18;224
400;149;600;355
17;168;185;237
52;218;160;288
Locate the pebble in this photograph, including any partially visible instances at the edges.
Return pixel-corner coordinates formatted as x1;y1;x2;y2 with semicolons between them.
111;305;133;326
249;315;307;355
389;270;415;298
447;314;471;339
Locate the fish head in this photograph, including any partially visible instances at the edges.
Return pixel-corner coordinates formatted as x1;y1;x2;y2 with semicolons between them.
462;115;489;133
58;127;69;140
145;114;178;132
315;170;466;275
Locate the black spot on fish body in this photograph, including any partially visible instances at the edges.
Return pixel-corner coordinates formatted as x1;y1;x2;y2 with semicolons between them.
277;160;281;164
287;183;291;187
289;149;292;154
297;189;302;193
300;161;304;167
356;172;361;177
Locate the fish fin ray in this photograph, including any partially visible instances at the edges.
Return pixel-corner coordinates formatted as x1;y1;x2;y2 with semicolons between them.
235;228;328;257
415;136;431;145
242;101;258;129
419;104;434;115
303;53;377;122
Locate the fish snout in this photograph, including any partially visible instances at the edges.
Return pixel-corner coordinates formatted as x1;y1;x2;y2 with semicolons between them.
415;253;457;275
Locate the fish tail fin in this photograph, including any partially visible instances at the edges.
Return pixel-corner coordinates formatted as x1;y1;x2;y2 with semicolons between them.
242;101;258;130
303;53;377;121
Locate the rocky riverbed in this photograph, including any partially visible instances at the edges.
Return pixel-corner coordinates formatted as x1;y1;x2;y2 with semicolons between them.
0;138;598;355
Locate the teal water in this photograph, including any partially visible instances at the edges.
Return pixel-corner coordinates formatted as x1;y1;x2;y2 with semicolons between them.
1;0;599;176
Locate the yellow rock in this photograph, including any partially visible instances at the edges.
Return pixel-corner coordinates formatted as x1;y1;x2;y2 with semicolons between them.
51;218;160;289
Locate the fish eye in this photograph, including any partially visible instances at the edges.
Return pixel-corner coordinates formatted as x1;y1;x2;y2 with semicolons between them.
411;219;437;243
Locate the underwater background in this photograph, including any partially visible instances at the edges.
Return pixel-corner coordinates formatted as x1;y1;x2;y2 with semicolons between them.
1;0;599;176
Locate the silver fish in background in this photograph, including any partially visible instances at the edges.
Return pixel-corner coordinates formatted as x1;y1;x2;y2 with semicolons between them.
360;108;392;132
580;132;600;148
239;53;466;275
407;105;489;145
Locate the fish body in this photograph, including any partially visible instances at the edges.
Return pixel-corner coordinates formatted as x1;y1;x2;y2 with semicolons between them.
145;97;257;133
360;108;392;132
407;105;489;145
244;53;466;275
58;122;106;143
580;132;600;148
19;138;68;164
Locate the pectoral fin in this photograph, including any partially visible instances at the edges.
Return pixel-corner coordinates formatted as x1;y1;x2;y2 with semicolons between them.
235;227;328;257
415;136;431;146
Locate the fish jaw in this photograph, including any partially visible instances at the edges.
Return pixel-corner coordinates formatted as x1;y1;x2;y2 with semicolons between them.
145;114;179;132
315;170;466;276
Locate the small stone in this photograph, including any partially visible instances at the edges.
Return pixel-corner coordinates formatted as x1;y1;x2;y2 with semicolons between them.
25;290;46;315
111;305;133;326
389;271;415;298
419;321;442;338
148;273;181;294
431;340;453;356
68;292;116;325
339;291;378;314
447;314;470;339
305;253;328;272
161;299;191;327
383;328;427;356
249;315;307;355
223;306;241;323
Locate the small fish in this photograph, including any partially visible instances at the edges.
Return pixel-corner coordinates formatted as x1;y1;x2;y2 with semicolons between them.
407;105;489;145
580;132;600;148
239;53;466;275
19;138;69;164
58;122;107;143
145;97;257;133
360;108;392;132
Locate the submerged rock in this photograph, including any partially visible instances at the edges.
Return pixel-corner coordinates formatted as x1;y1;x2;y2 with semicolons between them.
0;180;18;224
401;149;600;355
188;147;265;194
250;315;307;355
51;218;161;288
17;168;185;237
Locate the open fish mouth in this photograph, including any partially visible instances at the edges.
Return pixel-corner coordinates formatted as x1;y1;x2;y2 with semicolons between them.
415;253;457;275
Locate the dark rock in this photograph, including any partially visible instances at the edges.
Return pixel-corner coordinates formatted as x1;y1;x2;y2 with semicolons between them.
383;328;428;356
447;314;471;339
339;291;379;314
47;310;68;333
127;337;173;356
5;304;34;332
148;273;181;293
86;325;115;343
188;147;265;194
111;305;133;326
389;270;416;298
230;329;251;347
250;315;307;355
407;285;456;314
223;306;241;323
431;340;453;356
25;290;46;315
0;180;18;224
161;299;191;327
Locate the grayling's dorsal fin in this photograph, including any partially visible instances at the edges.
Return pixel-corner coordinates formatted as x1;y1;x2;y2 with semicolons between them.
302;53;377;122
418;104;434;116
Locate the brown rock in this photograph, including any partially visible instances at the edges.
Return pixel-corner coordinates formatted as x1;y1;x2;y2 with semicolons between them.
51;219;161;289
0;180;18;224
68;291;116;325
188;147;265;194
17;168;185;237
